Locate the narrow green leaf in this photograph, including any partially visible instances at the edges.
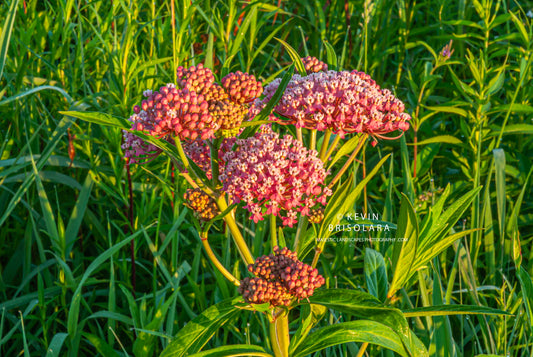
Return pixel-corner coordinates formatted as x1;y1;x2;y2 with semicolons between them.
509;11;530;45
67;232;140;339
389;193;418;298
0;0;20;81
44;333;69;357
328;135;363;170
402;305;512;318
400;136;414;201
0;85;73;106
187;345;273;357
274;38;307;76
308;289;410;339
499;124;533;135
0;116;73;227
423;106;468;117
290;304;327;354
64;173;93;257
59;111;129;129
493;149;506;243
517;267;533;328
323;40;337;70
229;6;256;60
409;135;463;145
491;103;533;113
30;154;62;257
84;333;120;357
133;289;180;357
239;65;295;140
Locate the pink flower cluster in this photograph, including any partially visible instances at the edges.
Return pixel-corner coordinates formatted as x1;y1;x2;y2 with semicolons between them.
250;70;411;139
220;126;332;227
122;112;161;164
182;137;236;180
123;64;264;163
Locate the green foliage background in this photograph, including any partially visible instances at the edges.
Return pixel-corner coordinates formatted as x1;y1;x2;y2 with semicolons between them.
0;0;532;356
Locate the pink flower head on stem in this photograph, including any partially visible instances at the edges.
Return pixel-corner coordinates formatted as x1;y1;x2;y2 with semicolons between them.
220;126;332;227
182;137;236;180
122;109;161;164
251;70;411;143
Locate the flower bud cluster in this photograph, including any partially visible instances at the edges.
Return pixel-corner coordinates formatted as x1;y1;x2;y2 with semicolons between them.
123;64;264;163
220;126;332;227
239;277;292;306
183;188;219;221
178;64;263;136
307;208;325;224
302;56;328;74
210;100;248;138
221;71;264;104
239;246;325;306
122;83;220;161
250;70;411;139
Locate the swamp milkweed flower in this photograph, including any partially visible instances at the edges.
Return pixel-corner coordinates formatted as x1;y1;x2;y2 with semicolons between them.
123;64;263;163
220;126;332;227
250;67;411;144
240;246;325;306
122;84;218;162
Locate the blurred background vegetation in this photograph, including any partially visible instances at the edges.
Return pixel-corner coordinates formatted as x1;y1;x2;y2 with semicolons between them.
0;0;532;355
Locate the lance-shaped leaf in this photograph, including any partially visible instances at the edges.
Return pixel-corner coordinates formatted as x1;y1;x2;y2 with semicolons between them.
389;194;418;299
292;321;410;357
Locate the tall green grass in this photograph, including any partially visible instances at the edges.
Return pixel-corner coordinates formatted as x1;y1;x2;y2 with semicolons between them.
0;0;532;355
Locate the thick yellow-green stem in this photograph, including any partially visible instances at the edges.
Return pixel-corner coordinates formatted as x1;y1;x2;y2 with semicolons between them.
296;127;303;143
318;129;331;160
321;134;341;163
311;245;322;269
216;195;255;265
270;311;289;357
200;231;240;286
309;129;317;151
356;342;369;357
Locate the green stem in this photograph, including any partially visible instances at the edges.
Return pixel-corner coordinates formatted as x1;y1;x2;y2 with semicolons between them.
271;214;278;248
321;134;341;163
270;311;289;357
318;129;331;160
216;195;254;265
328;134;368;189
200;231;240;286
